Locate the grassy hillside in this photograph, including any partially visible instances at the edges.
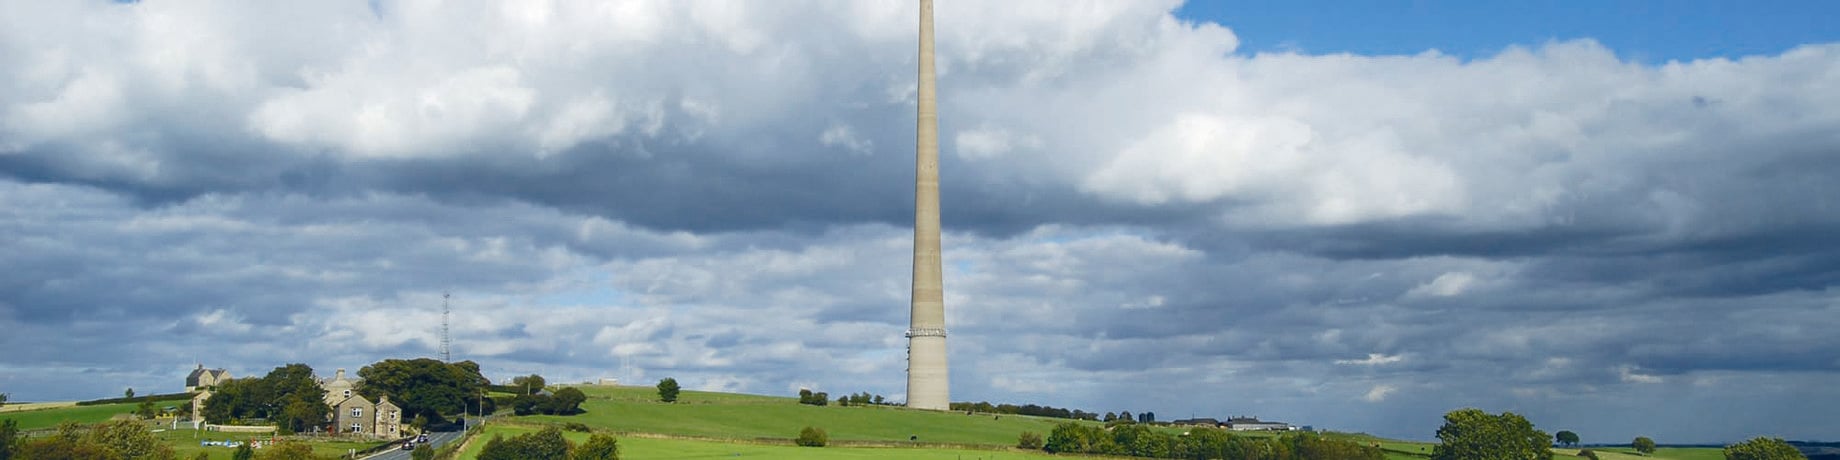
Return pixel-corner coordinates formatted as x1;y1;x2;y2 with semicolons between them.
0;402;140;430
520;385;1067;446
1;386;1729;460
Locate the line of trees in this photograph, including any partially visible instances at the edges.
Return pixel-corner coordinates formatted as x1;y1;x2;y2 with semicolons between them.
1041;422;1382;460
1103;410;1156;424
357;358;493;424
511;387;587;415
835;391;893;407
201;363;330;434
796;389;830;406
949;401;1102;421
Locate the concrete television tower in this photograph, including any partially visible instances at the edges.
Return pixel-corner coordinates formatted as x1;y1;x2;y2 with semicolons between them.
906;0;950;411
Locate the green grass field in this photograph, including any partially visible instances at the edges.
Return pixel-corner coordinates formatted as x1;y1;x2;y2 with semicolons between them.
518;385;1071;446
458;423;1082;460
152;429;377;460
1;402;141;430
1552;446;1724;460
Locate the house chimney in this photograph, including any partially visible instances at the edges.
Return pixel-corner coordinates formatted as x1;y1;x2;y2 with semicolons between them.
335;368;346;381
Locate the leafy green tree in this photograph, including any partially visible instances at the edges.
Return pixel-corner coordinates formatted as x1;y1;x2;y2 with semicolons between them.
1430;408;1552;460
79;419;176;459
1556;431;1580;447
512;394;545;415
15;431;114;460
231;443;254;460
203;378;250;423
136;398;158;419
795;426;828;447
1724;437;1804;460
359;358;489;424
1044;422;1119;455
573;433;620;460
1;419;20;460
656;378;680;403
201;364;329;429
1634;436;1657;455
125;388;135;399
1;392;8;407
548;387;587;415
263;364;329;434
479;426;573;460
513;375;548;395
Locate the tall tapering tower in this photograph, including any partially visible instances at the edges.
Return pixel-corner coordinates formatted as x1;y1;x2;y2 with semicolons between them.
906;0;950;411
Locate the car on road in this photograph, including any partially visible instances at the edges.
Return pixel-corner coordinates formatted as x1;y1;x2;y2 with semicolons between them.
401;441;415;451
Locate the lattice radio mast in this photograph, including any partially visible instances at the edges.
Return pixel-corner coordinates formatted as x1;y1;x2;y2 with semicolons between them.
441;292;452;363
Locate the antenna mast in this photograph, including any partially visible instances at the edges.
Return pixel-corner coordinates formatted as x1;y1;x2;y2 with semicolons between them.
441;292;452;363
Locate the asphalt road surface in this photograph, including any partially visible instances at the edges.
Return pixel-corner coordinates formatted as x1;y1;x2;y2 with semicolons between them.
363;430;464;460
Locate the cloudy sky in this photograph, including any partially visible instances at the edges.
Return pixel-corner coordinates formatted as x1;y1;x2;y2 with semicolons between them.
3;0;1838;444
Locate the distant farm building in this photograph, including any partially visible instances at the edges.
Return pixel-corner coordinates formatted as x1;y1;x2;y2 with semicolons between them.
185;364;232;392
1226;416;1296;431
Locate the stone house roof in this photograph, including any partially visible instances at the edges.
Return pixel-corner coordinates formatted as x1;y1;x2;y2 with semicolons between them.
185;364;231;390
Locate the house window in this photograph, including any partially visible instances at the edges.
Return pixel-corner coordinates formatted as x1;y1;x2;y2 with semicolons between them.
351;408;362;418
350;423;361;433
343;389;352;398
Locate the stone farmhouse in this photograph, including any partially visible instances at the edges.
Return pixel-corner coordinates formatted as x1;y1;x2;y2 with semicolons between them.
185;364;232;392
319;368;403;438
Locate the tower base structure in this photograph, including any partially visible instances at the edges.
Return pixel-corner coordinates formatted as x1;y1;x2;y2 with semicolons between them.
906;328;949;410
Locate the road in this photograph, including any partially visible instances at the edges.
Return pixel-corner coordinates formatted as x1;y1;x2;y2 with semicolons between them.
362;430;464;460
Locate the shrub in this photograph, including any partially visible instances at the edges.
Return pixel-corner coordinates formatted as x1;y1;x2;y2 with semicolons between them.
564;422;592;432
1633;436;1657;455
479;426;573;460
1018;431;1045;450
1578;449;1599;460
796;426;829;447
192;452;211;460
1723;437;1806;460
573;433;620;460
656;378;680;403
